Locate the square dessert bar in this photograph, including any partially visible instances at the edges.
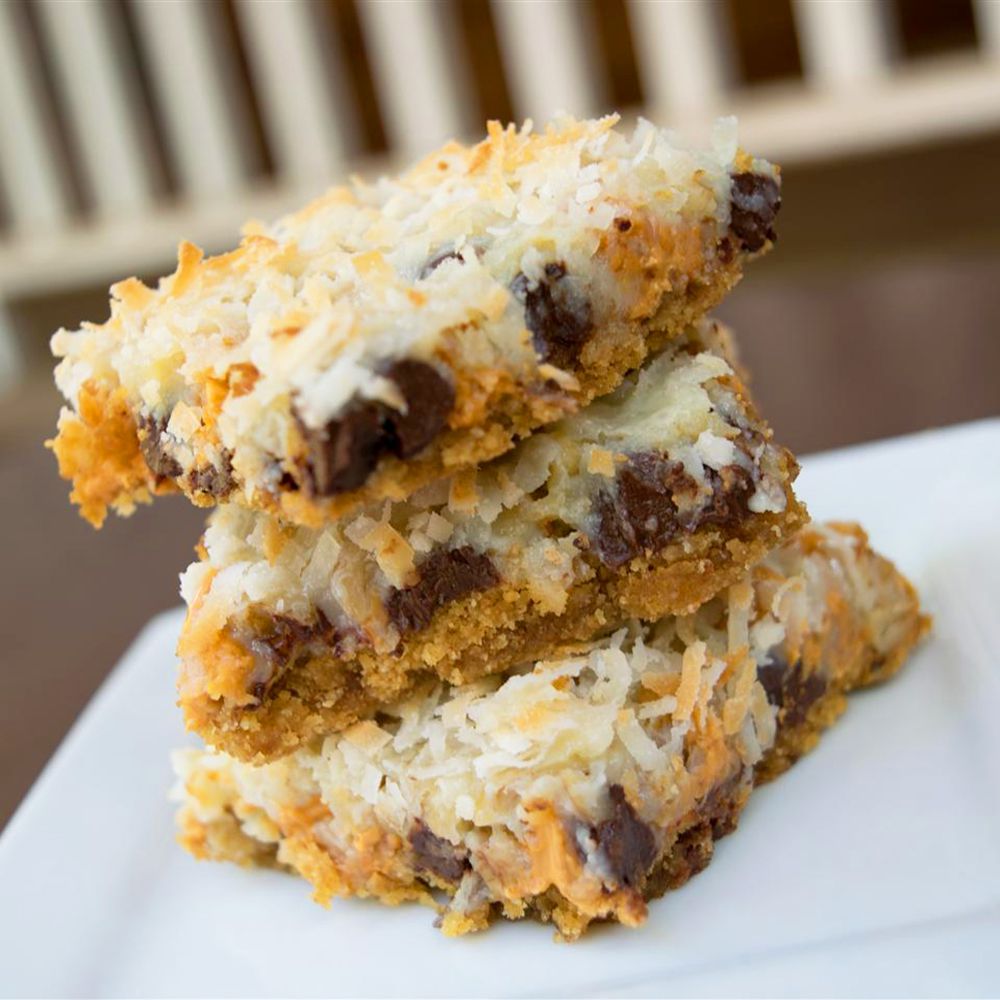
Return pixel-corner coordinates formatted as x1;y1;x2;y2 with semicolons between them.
173;523;928;938
177;320;805;761
50;115;780;528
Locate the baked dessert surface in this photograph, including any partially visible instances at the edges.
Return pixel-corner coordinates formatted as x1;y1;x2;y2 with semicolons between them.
177;320;804;761
173;522;928;938
49;116;780;528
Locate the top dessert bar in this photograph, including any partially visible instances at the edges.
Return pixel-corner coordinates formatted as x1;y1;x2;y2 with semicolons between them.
50;115;780;528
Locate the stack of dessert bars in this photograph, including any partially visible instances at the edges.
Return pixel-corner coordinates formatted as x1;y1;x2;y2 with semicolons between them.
49;116;928;938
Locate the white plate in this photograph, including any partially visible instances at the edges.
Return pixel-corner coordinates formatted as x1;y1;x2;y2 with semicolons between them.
3;420;1000;999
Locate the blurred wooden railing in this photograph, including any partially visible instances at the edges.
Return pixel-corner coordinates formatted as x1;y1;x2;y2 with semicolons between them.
1;0;999;386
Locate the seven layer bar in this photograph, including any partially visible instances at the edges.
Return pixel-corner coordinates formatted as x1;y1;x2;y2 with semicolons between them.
50;116;779;528
177;320;805;761
174;523;928;938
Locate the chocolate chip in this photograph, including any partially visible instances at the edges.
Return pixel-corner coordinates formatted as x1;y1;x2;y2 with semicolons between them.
758;655;827;727
511;261;593;369
619;454;699;538
381;359;455;460
592;454;699;569
187;449;236;500
298;399;385;496
386;546;500;634
595;785;656;890
729;172;781;253
257;614;328;663
245;611;338;700
614;217;632;233
703;463;754;525
409;822;469;883
591;491;637;569
785;670;827;726
591;453;756;569
757;657;787;707
137;414;182;480
297;360;454;497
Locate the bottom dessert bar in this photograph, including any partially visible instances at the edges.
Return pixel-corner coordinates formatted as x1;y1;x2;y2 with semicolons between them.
173;523;927;939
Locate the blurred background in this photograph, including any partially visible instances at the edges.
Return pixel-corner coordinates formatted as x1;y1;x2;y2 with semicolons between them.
1;0;999;828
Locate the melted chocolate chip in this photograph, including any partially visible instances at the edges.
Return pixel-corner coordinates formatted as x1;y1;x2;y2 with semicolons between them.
386;546;500;634
595;785;657;890
246;612;338;701
591;491;638;569
381;359;455;459
252;614;327;664
786;670;827;726
618;454;699;541
137;415;182;480
298;359;454;497
757;657;787;707
591;454;698;568
298;399;386;496
511;261;593;369
409;822;469;882
703;463;755;525
729;172;781;253
758;655;827;727
187;449;236;500
592;453;756;569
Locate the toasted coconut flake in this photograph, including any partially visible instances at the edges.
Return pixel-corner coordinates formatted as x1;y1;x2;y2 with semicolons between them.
674;641;706;721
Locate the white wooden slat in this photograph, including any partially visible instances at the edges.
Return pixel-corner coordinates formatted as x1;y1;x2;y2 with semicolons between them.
0;302;24;392
0;3;68;230
627;0;730;118
793;0;891;90
973;0;1000;59
0;178;312;299
129;0;246;198
734;55;1000;161
1;53;999;300
34;0;153;215
236;0;351;186
490;0;598;123
357;0;468;155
